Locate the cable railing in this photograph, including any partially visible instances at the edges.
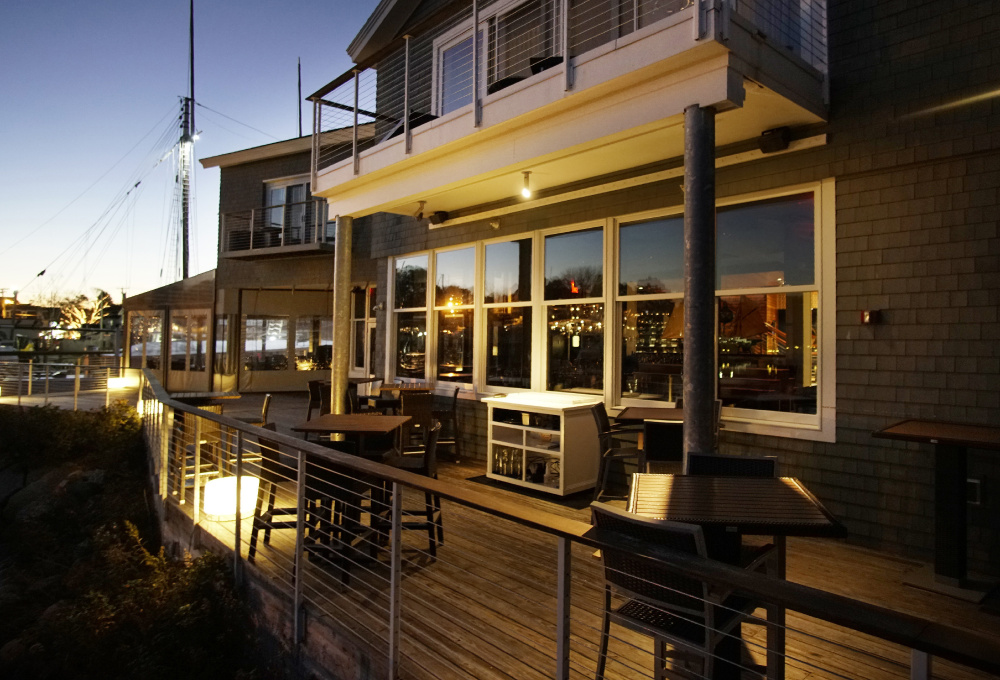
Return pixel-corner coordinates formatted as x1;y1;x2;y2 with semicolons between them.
138;370;1000;680
312;0;828;182
0;360;122;409
221;199;332;254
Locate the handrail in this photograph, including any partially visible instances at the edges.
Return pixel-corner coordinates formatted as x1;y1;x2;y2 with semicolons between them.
142;370;1000;676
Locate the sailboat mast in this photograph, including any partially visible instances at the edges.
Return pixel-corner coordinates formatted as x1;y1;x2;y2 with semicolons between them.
180;0;195;280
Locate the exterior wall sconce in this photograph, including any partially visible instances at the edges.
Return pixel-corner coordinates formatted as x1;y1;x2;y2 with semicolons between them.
521;171;532;198
860;310;882;325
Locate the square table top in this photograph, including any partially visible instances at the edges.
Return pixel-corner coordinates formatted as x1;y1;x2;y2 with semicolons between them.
627;473;846;537
291;413;411;436
615;406;685;423
872;419;1000;451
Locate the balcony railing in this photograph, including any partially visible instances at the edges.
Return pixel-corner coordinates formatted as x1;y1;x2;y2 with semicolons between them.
311;0;828;180
138;371;1000;680
221;199;331;255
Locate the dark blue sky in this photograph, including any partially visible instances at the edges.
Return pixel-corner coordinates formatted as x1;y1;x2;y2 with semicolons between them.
0;0;373;301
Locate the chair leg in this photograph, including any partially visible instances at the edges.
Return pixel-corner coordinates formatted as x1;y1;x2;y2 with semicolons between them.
263;485;277;545
248;481;268;564
433;493;444;546
595;587;612;680
424;491;437;557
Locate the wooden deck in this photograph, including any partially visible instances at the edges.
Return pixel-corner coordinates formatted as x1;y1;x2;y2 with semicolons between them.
193;453;1000;680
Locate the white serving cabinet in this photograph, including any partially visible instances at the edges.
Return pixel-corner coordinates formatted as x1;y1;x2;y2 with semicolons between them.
482;392;602;496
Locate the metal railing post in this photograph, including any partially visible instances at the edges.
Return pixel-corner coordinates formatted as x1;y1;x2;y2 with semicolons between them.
27;359;32;396
193;417;202;523
311;99;319;189
160;406;172;500
353;69;360;175
473;0;481;127
293;449;307;645
234;430;244;583
74;360;81;411
388;481;403;680
44;364;50;404
403;35;412;154
561;0;572;91
17;362;23;405
911;650;931;680
105;367;111;408
555;537;571;680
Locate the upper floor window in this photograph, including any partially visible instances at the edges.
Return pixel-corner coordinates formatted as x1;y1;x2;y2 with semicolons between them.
434;0;560;115
263;178;317;246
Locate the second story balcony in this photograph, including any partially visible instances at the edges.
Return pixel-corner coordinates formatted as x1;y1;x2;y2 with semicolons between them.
311;0;828;221
220;199;334;259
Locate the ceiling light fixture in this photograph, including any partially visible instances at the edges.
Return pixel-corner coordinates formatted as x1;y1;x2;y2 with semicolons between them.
521;171;532;199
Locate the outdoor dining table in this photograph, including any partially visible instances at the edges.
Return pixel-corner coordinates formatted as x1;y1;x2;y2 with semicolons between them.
873;419;1000;596
290;413;412;577
628;472;846;680
614;405;685;423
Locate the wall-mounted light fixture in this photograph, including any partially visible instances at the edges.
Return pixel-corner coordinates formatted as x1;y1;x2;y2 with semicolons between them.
521;171;532;198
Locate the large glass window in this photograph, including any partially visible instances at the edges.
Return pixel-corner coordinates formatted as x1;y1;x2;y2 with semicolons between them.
618;216;684;401
128;311;162;370
435;248;475;382
170;315;188;371
545;227;603;392
485;238;533;387
715;194;817;415
295;316;332;370
394;255;428;379
544;228;603;299
244;317;289;371
440;35;476;115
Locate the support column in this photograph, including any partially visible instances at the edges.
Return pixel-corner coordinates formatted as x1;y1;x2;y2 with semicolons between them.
682;104;717;461
332;214;354;415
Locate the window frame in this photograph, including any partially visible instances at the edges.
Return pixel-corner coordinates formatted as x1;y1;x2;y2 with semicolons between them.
384;179;835;441
431;0;560;117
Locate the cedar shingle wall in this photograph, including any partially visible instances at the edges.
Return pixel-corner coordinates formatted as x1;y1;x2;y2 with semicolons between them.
367;0;1000;574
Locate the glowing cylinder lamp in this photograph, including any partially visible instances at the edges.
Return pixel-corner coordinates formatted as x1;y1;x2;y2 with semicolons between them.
203;475;259;521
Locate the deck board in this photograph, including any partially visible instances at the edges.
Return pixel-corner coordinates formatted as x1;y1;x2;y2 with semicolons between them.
195;457;999;680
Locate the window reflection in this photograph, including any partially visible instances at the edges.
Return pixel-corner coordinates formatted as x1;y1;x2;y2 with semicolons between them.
547;303;603;392
619;217;683;295
171;315;188;371
487;307;531;388
129;311;162;370
485;238;531;303
395;311;426;379
435;248;475;306
717;193;815;289
244;317;289;371
620;299;683;402
294;317;332;370
544;228;603;299
437;309;473;381
395;255;428;308
717;292;817;414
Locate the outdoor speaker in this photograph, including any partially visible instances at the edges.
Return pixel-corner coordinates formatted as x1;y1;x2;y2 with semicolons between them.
429;210;449;225
759;126;791;153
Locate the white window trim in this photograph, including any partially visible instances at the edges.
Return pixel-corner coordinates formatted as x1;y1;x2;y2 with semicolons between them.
385;179;836;441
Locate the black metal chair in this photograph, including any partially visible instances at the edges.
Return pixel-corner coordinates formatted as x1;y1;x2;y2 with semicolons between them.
591;403;641;502
248;424;299;566
234;393;271;427
385;422;444;557
433;386;462;460
641;419;684;473
400;390;435;449
591;502;760;680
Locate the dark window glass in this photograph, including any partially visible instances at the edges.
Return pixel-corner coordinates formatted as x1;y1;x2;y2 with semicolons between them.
435;248;475;306
544;228;603;299
717;193;815;289
485;239;532;303
394;255;428;309
546;303;603;392
717;292;817;414
486;307;532;388
620;299;683;402
619;216;684;295
395;311;426;379
437;309;474;382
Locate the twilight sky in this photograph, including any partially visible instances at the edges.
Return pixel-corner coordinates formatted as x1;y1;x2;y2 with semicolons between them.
0;0;374;303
